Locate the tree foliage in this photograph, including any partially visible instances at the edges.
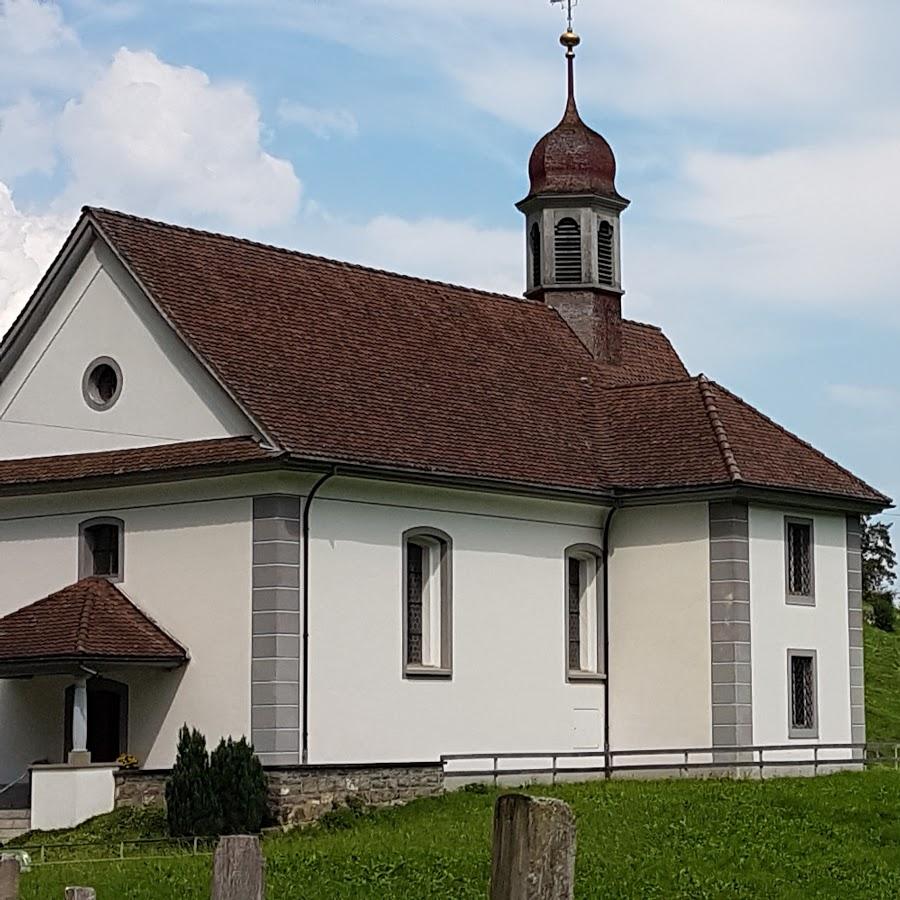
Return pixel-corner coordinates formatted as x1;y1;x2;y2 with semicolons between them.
210;736;269;834
165;724;221;837
862;516;896;633
862;516;896;595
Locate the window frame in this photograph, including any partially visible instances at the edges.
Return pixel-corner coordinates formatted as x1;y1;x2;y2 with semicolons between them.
402;527;453;679
784;516;815;606
564;544;606;683
78;516;125;583
787;648;818;739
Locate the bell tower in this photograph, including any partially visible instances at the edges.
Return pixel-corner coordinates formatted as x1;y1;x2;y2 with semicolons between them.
517;16;630;363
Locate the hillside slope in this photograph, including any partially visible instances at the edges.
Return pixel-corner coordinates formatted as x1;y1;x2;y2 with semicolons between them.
865;622;900;743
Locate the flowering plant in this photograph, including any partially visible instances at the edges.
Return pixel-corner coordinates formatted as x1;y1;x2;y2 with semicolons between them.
117;753;139;769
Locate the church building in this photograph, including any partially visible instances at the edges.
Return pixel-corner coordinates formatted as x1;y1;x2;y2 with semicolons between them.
0;27;890;831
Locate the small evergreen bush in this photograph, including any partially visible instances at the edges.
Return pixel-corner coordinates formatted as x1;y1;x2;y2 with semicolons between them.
165;725;222;836
210;736;269;834
871;591;896;633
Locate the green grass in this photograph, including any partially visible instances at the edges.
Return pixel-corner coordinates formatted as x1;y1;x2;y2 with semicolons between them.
15;622;900;897
865;621;900;743
17;770;900;899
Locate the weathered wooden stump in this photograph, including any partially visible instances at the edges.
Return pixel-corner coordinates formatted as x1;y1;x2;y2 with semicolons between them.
64;889;96;900
490;794;576;900
211;835;265;900
0;858;19;900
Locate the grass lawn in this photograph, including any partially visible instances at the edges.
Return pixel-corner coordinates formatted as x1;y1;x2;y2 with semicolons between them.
865;621;900;744
16;769;900;899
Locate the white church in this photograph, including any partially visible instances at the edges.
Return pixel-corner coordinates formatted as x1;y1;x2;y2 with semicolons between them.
0;27;890;832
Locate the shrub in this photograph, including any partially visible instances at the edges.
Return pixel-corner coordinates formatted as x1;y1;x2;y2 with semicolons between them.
165;725;222;837
870;591;896;633
210;736;269;834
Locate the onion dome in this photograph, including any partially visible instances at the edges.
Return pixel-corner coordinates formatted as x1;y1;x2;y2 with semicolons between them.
525;31;625;203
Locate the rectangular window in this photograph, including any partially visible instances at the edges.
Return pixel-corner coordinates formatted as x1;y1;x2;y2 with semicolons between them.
404;530;452;677
785;517;815;604
79;518;124;582
565;548;604;680
788;650;818;738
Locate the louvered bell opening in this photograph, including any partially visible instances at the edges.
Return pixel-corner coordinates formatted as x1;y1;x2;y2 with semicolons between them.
554;217;583;284
530;223;542;286
597;220;615;285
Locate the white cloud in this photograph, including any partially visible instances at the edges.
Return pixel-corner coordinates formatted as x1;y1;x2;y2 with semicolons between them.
0;0;95;96
0;183;71;336
640;134;900;316
57;48;302;229
0;96;56;179
828;384;900;411
277;100;358;140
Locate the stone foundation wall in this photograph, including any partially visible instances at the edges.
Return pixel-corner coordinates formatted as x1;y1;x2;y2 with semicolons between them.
115;762;444;826
267;763;444;826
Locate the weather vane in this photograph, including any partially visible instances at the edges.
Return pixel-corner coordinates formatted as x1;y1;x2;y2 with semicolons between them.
551;0;578;34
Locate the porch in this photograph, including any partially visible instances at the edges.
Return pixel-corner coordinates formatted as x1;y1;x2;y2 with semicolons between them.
0;577;188;834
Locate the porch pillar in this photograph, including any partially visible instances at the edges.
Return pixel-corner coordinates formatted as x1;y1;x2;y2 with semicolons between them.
69;675;91;765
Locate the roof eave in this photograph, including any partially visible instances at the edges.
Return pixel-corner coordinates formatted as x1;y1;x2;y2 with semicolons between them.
0;654;188;678
615;481;891;515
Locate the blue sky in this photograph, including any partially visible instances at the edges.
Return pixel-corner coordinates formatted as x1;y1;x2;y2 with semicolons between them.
0;0;898;519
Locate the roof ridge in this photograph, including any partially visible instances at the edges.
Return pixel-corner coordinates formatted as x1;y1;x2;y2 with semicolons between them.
600;375;699;392
75;578;98;654
622;319;663;333
697;375;743;483
709;380;890;504
84;206;545;311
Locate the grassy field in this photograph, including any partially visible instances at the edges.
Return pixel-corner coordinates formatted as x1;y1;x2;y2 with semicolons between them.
865;620;900;744
11;621;900;898
15;769;900;899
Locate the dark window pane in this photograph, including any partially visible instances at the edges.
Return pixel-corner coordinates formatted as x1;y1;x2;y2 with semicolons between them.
86;523;119;577
554;218;582;284
787;522;812;595
597;221;614;284
791;655;815;729
568;557;581;670
407;542;423;665
530;223;542;286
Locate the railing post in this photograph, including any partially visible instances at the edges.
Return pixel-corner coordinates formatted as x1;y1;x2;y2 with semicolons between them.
493;756;499;788
490;794;575;900
211;836;265;900
814;745;819;777
551;755;557;786
0;857;20;900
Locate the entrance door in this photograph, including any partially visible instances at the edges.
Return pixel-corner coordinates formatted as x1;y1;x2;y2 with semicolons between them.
64;678;129;763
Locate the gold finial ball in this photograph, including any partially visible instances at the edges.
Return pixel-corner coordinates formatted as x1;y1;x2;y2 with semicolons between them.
560;29;581;49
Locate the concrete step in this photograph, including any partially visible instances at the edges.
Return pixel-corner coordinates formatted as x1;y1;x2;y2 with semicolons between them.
0;810;31;845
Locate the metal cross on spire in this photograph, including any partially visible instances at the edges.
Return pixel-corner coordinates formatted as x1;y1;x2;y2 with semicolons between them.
551;0;578;33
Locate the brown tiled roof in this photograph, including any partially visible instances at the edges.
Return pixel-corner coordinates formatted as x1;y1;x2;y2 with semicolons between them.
0;578;187;666
88;207;687;493
3;207;883;508
0;437;277;491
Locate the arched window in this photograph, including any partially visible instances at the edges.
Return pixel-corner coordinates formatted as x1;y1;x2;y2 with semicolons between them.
79;517;124;582
530;223;542;286
564;545;605;680
554;217;583;284
597;220;615;285
403;528;452;676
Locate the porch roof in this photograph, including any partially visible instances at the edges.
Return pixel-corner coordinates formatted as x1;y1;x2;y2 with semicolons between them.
0;578;188;676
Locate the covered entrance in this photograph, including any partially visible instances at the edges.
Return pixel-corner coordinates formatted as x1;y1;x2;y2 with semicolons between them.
0;576;187;774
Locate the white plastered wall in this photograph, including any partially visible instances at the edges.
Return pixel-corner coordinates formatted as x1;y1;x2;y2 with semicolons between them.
749;506;850;750
0;240;254;459
608;503;712;752
0;478;254;782
306;479;609;764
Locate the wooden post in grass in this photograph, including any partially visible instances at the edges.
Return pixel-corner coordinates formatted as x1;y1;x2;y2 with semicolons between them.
64;889;96;900
0;858;19;900
212;836;265;900
490;794;576;900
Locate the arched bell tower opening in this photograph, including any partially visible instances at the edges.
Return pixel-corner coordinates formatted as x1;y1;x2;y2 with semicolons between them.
517;24;630;363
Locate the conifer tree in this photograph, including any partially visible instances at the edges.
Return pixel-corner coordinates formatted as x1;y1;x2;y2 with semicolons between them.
210;736;269;834
165;724;222;836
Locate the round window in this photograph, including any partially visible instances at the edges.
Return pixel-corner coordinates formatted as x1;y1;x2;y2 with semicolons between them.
82;358;123;411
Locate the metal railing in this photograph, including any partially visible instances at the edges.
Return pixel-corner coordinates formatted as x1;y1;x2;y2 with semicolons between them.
0;769;29;800
22;835;219;867
441;742;887;784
